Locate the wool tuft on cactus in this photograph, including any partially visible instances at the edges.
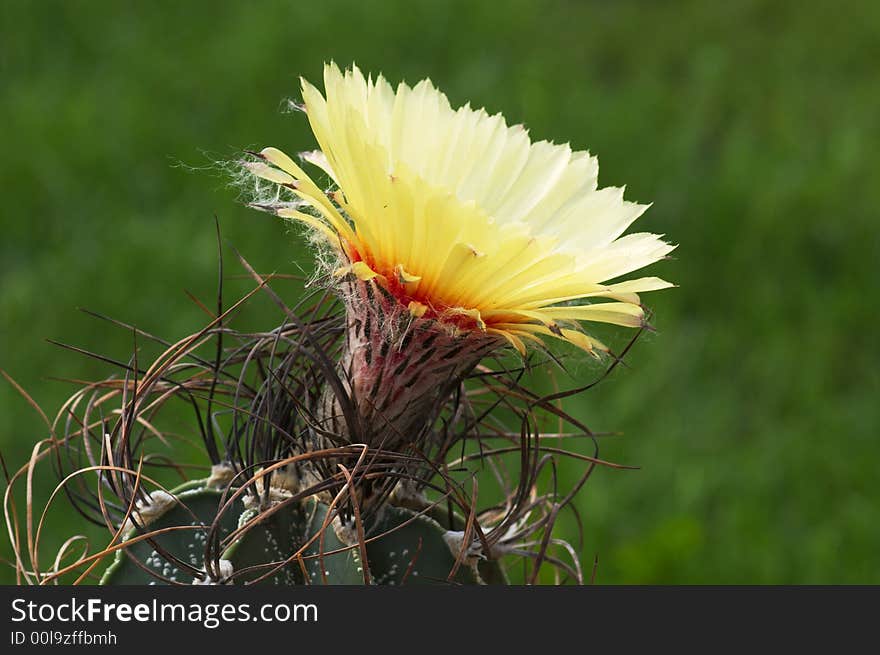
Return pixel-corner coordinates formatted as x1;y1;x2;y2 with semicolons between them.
3;63;674;586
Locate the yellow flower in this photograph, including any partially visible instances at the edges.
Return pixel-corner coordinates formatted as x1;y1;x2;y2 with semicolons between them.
247;63;674;357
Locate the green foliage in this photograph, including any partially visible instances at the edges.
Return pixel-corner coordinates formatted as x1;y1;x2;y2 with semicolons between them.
2;0;877;583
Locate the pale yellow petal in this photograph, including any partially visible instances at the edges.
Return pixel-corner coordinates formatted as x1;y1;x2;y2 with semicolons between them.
246;63;675;355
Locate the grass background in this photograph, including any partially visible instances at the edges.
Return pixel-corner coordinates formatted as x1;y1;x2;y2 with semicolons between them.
1;0;877;584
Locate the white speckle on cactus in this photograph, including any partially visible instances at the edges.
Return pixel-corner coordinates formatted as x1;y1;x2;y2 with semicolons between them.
442;530;484;566
206;462;236;489
241;468;303;511
192;559;234;585
120;490;177;532
332;516;358;546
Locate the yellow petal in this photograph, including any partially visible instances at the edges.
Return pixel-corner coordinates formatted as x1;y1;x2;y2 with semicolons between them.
245;64;675;358
408;301;428;318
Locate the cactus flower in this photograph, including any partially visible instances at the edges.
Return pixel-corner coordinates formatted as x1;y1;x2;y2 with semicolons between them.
246;63;674;445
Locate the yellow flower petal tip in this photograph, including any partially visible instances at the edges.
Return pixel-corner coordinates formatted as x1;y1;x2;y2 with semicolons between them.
394;264;422;285
247;62;675;355
349;261;383;282
408;301;428;318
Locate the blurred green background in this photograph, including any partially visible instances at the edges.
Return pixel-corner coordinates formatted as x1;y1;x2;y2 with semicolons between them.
1;0;877;584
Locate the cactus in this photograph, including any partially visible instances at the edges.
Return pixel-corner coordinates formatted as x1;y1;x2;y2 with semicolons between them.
97;480;493;586
1;248;646;588
93;480;505;585
366;506;480;585
3;63;672;587
99;485;239;585
100;482;366;585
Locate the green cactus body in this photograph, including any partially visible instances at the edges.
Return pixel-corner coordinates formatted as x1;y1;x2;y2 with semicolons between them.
100;483;495;585
223;497;364;585
365;506;478;585
99;485;238;585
